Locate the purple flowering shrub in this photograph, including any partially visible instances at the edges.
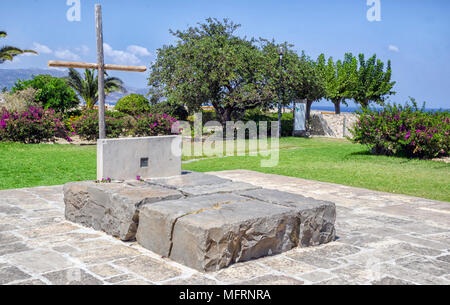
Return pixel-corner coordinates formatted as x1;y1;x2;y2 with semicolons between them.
71;110;177;140
132;113;179;137
71;110;127;141
0;106;71;143
350;101;449;159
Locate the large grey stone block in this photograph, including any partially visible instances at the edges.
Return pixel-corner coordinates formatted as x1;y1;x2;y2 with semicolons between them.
148;171;231;189
148;171;260;196
97;136;182;181
137;194;301;272
64;172;337;272
64;181;182;241
238;189;336;246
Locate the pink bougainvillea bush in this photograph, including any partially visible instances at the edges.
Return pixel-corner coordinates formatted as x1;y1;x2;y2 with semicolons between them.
351;100;449;159
0;106;71;144
70;110;179;140
70;110;127;141
132;113;179;137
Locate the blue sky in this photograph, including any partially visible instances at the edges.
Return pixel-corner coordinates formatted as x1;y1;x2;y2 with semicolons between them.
1;0;449;109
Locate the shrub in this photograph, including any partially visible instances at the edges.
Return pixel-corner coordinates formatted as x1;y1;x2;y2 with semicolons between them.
0;106;70;143
350;100;449;159
115;94;150;116
11;75;79;113
106;110;128;119
243;109;293;137
150;101;189;121
71;110;127;141
132;113;179;137
2;88;38;113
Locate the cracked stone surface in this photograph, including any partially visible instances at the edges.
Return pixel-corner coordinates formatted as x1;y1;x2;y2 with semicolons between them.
148;171;232;188
64;181;182;241
148;171;260;196
239;189;336;246
137;194;302;271
1;170;449;285
66;172;335;272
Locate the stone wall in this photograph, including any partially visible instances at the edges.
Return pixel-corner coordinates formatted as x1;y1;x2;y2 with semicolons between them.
309;111;358;138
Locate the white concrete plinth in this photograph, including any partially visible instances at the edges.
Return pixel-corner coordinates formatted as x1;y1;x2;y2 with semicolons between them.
97;136;182;181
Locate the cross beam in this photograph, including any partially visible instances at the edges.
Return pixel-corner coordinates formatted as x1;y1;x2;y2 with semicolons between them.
47;4;146;139
48;61;147;72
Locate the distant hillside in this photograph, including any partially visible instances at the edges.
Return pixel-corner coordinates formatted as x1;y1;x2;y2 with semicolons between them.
0;68;67;90
106;87;148;105
0;68;147;105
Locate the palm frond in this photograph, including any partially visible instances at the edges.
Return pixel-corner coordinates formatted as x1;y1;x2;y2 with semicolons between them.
65;68;125;108
0;44;38;64
0;53;13;62
66;68;84;91
0;46;23;54
23;49;38;55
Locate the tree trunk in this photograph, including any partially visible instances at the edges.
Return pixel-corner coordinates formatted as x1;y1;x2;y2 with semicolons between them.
333;100;341;115
363;99;370;109
306;100;313;123
216;106;233;127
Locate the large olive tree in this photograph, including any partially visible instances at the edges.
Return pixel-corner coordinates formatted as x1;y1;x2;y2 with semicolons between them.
148;18;275;126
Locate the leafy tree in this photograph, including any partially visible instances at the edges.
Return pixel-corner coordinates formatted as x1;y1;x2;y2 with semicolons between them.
298;52;325;122
149;101;189;121
0;31;37;64
261;41;304;135
148;18;274;126
260;42;325;127
115;94;150;116
11;75;79;113
317;53;358;114
66;68;126;109
354;54;396;108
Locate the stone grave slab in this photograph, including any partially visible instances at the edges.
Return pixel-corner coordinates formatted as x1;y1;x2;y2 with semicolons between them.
148;171;232;188
238;189;336;246
64;172;337;272
97;136;182;181
147;171;261;196
64;181;183;241
137;194;300;272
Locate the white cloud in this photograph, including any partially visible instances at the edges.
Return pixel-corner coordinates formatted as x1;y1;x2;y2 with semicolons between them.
127;45;151;57
54;49;81;61
76;45;89;56
103;43;141;65
33;42;52;54
388;45;400;53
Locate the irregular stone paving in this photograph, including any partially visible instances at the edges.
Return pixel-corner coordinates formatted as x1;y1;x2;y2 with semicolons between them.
1;170;449;285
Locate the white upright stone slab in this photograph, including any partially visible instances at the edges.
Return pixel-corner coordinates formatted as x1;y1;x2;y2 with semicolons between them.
294;102;306;131
97;136;182;181
294;100;309;137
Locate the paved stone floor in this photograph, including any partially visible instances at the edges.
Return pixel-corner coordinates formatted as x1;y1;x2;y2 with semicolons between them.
0;170;449;285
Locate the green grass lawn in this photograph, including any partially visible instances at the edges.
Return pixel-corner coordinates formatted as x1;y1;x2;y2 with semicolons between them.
184;138;450;202
0;143;97;190
1;138;449;202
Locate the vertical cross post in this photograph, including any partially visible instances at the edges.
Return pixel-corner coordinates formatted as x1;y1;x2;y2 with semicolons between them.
95;4;106;139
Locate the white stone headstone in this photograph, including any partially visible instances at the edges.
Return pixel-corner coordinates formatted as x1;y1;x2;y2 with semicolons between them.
97;136;182;181
294;101;307;137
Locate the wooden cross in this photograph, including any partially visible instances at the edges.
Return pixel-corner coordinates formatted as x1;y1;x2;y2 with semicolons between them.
48;4;146;139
